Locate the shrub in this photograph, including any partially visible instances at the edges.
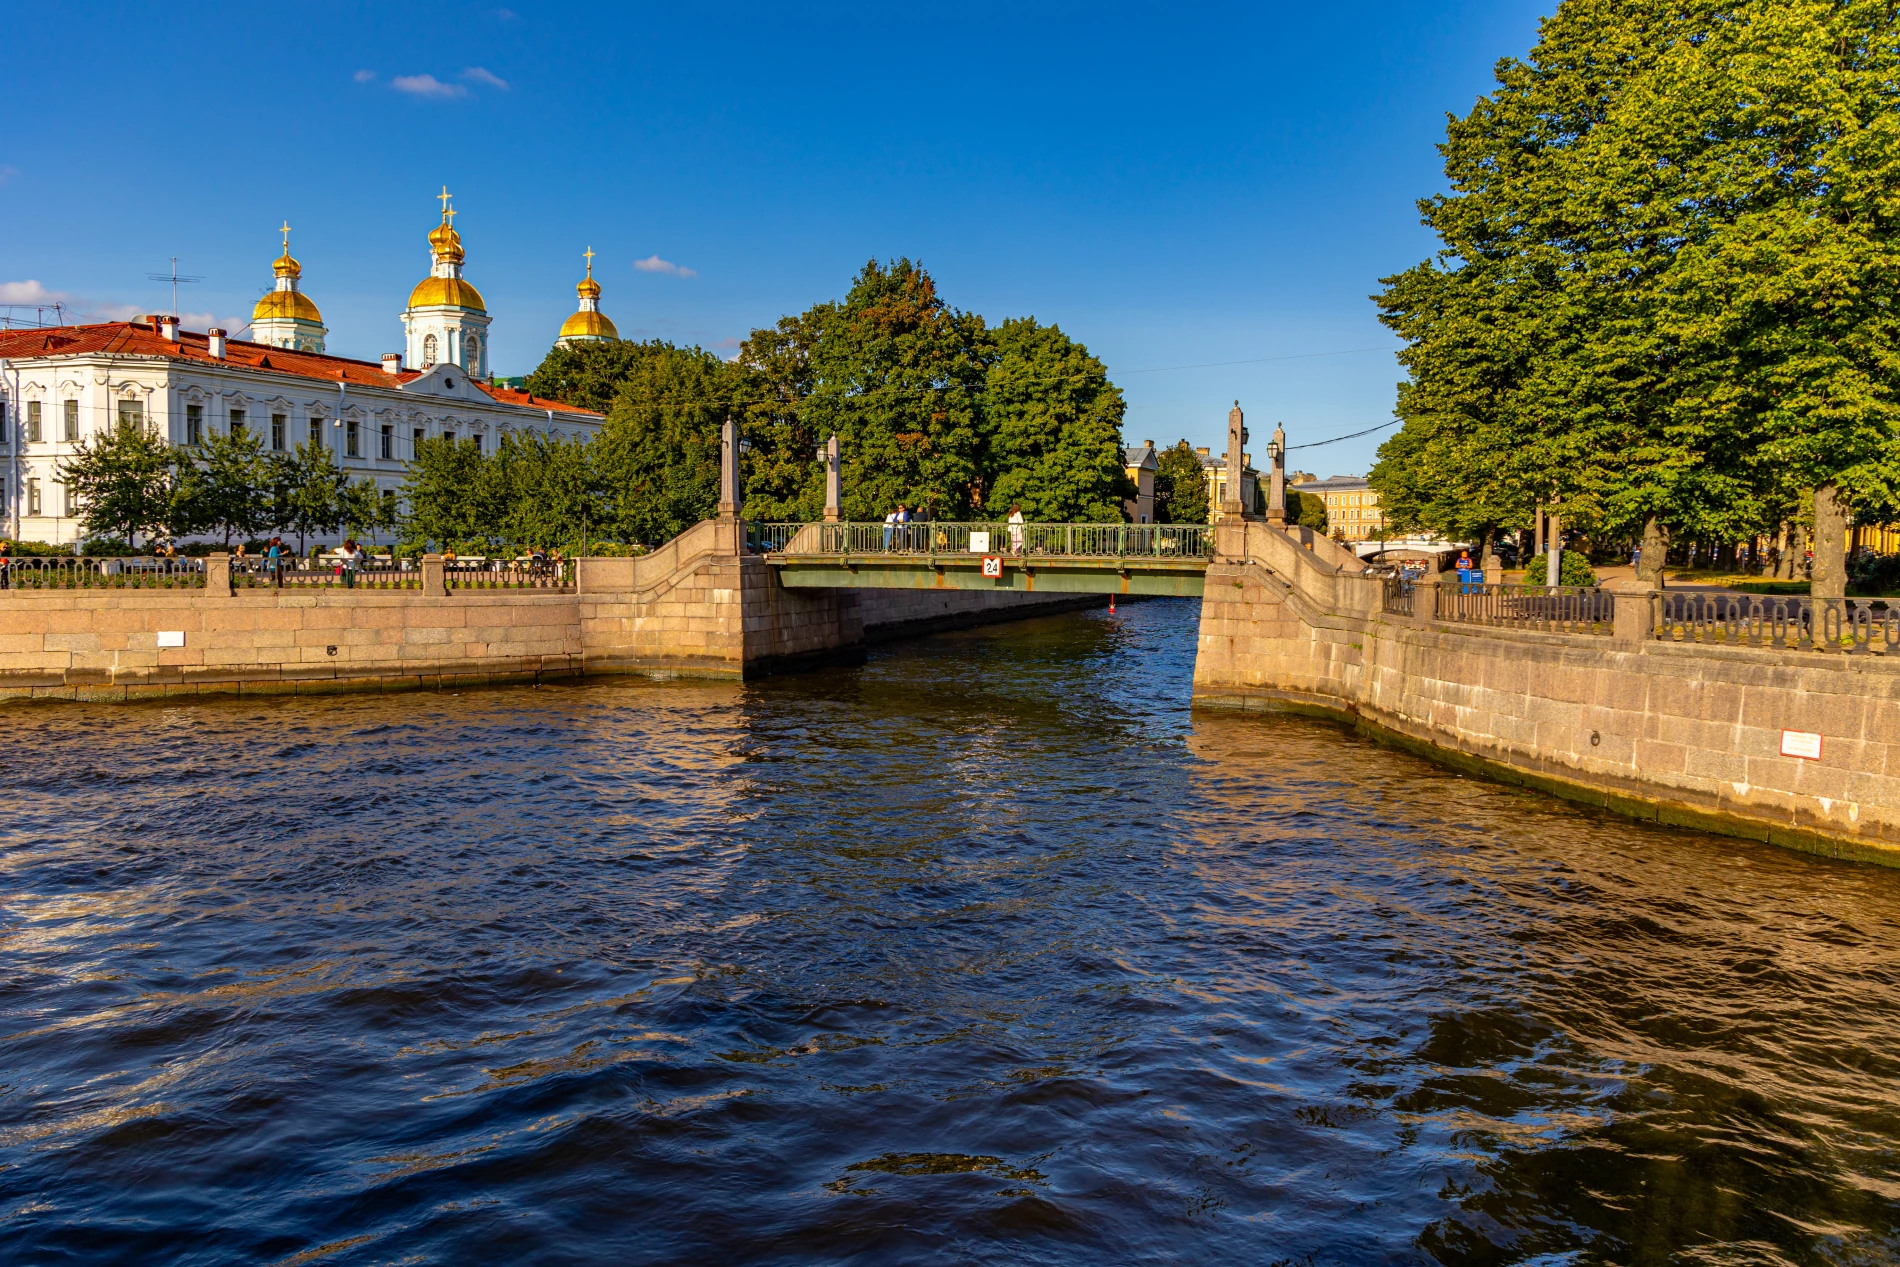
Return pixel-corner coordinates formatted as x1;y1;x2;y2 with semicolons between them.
80;537;138;557
1847;552;1900;596
1524;550;1597;586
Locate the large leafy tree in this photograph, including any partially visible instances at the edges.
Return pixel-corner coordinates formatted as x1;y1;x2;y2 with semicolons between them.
592;341;736;543
736;308;828;522
178;427;272;547
1155;441;1209;525
800;259;990;520
55;420;176;547
982;318;1131;521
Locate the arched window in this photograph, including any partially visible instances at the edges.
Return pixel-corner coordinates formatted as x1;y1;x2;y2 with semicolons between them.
466;335;480;372
423;333;438;368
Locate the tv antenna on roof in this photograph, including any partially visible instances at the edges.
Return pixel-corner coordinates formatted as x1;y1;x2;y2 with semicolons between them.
146;257;203;320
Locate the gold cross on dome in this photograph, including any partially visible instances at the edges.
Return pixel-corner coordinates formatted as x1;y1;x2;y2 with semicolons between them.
444;203;457;228
583;246;595;275
280;221;292;250
437;185;453;216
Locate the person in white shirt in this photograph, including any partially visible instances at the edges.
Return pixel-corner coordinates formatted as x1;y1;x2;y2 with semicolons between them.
1007;503;1026;554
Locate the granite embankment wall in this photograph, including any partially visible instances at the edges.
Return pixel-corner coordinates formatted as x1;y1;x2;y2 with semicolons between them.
0;521;1104;700
1193;520;1900;865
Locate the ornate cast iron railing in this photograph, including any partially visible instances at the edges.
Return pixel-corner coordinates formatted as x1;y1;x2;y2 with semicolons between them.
1381;575;1415;616
1433;583;1616;636
1653;591;1898;655
1;557;207;589
747;521;1214;560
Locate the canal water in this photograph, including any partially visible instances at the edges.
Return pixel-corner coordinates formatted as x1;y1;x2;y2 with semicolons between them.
2;599;1896;1265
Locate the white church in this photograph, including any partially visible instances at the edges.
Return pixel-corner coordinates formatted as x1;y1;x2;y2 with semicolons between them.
0;193;619;545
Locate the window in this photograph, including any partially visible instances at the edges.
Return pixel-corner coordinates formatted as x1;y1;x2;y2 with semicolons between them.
0;400;8;444
413;426;425;453
26;478;40;517
25;401;41;443
466;334;480;373
63;399;78;442
271;413;286;451
62;481;76;517
186;403;203;445
380;424;394;461
423;333;438;368
471;431;482;454
308;417;323;449
118;399;144;431
230;408;247;440
345;417;360;458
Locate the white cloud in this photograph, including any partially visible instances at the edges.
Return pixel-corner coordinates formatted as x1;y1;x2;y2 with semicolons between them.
0;280;69;305
633;255;697;279
496;7;517;18
461;66;508;90
391;74;468;100
353;69;376;83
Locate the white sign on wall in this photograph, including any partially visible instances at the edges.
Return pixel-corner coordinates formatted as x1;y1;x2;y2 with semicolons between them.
968;531;991;553
156;631;185;648
982;556;1003;578
1780;729;1823;760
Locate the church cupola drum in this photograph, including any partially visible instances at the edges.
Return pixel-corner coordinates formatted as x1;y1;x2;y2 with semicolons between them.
557;247;618;346
401;188;492;378
251;223;327;352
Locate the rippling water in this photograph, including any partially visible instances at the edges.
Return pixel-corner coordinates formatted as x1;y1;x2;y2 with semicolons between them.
2;599;1897;1265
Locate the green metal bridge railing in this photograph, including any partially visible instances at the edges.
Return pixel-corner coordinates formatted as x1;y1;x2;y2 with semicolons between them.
747;521;1213;560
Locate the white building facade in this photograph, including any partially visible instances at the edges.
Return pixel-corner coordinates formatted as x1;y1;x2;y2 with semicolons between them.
0;195;605;545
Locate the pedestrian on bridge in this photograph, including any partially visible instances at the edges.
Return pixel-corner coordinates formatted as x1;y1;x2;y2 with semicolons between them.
1008;504;1026;555
883;507;898;551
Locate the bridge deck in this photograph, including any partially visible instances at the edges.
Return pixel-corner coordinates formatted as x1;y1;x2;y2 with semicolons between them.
752;521;1211;596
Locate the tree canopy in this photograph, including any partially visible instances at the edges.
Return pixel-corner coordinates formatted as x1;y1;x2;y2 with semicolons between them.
1368;0;1900;592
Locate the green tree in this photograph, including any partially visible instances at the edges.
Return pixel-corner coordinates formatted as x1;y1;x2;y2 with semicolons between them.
178;427;271;547
736;308;827;521
800;259;990;520
272;441;351;554
55;420;176;548
981;318;1130;521
1288;489;1328;532
398;436;488;551
592;341;735;543
522;340;652;415
1155;441;1209;525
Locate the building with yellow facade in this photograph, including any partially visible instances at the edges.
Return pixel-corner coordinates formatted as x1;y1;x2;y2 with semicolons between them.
1302;475;1386;541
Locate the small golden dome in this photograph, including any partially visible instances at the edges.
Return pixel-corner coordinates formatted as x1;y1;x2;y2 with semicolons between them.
254;288;322;324
560;309;618;340
428;221;465;263
577;276;602;300
273;250;302;280
408;276;487;312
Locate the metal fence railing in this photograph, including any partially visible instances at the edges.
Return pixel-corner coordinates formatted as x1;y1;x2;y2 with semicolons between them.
1434;583;1616;636
236;559;416;589
1655;592;1899;655
1381;575;1415;616
0;557;207;589
445;558;574;589
747;521;1214;560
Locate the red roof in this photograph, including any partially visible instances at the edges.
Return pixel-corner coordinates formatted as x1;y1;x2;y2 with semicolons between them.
0;321;600;418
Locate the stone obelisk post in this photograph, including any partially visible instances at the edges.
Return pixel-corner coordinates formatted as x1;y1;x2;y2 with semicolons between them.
1266;421;1287;526
821;434;842;523
717;414;744;554
1220;401;1250;523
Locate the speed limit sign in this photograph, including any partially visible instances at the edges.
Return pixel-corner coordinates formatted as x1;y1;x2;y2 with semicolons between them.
982;555;1003;578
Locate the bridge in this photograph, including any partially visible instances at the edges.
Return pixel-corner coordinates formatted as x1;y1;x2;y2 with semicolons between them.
747;521;1212;596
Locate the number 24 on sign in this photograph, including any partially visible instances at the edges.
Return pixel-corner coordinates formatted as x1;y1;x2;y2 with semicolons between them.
982;556;1004;579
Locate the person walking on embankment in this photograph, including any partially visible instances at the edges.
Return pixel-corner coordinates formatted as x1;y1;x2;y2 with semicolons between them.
267;536;285;588
1007;504;1026;555
0;539;11;591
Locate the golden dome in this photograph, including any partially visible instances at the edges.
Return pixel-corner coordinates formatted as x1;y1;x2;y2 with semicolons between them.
560;309;618;340
428;221;465;263
273;250;302;279
254;288;322;324
577;275;602;300
408;276;487;312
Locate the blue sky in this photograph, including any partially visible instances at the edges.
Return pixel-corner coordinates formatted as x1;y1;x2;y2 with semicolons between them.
1;1;1546;476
